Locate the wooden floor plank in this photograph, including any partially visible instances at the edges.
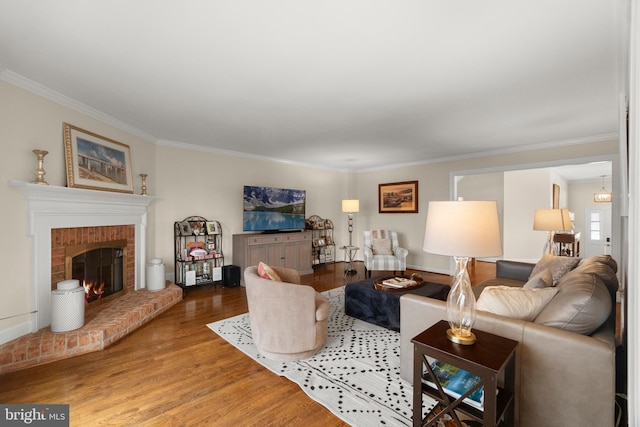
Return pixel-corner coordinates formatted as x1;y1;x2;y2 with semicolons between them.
0;261;494;426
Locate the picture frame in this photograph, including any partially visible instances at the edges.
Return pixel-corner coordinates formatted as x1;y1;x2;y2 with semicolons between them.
553;184;560;209
63;122;134;193
191;220;206;236
179;220;193;236
378;180;419;213
206;221;221;234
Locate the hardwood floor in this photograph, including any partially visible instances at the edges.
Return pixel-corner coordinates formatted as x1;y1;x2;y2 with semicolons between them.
0;261;494;426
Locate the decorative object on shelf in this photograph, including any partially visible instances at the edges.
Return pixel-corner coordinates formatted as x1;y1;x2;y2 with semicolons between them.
32;149;49;185
63;122;133;193
306;215;335;266
423;198;503;345
174;216;224;288
594;175;613;203
378;180;418;213
533;208;573;255
139;173;148;196
341;199;359;246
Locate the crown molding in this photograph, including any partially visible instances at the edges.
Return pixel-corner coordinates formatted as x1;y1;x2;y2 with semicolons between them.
357;133;619;173
0;69;157;143
156;139;348;172
1;69;619;174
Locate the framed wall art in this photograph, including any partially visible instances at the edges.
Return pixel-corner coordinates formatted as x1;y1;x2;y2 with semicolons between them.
63;122;134;193
378;180;419;213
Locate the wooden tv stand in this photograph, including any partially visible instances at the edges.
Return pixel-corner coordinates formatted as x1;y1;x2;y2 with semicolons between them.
233;231;314;285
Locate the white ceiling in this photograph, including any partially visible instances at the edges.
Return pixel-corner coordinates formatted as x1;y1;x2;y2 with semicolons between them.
0;1;626;172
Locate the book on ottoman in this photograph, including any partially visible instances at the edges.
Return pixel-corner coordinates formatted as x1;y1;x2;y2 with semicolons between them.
382;277;418;288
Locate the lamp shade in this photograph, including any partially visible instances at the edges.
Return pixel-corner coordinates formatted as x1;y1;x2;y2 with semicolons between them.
533;208;573;231
342;199;360;213
423;200;502;258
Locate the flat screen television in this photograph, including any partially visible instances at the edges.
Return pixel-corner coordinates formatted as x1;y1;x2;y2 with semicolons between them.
243;185;306;232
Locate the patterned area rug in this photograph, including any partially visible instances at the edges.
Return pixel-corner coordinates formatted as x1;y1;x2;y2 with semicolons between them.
207;287;437;426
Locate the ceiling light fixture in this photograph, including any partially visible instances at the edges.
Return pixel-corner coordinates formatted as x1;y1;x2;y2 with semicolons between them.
594;176;612;203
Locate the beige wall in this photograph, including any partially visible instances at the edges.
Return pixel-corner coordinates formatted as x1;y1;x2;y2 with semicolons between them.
503;169;556;261
353;142;619;274
152;144;348;275
0;79;620;343
0;81;158;341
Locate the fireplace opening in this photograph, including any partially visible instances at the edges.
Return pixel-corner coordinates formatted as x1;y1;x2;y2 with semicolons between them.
65;239;128;304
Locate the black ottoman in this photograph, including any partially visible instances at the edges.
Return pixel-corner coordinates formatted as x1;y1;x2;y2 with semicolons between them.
344;276;450;332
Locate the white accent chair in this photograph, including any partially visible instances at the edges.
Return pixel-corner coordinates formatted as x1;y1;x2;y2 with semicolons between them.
363;230;409;278
244;265;330;361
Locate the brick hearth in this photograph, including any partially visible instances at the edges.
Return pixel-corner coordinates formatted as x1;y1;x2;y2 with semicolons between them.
0;284;182;375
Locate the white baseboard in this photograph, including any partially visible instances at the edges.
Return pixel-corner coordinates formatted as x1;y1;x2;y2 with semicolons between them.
0;317;35;346
407;264;449;276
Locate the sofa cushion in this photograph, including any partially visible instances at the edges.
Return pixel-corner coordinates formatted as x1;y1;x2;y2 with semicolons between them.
534;269;612;335
372;238;393;255
576;255;619;300
476;286;559;321
529;254;581;283
257;262;281;281
523;269;553;289
472;277;524;299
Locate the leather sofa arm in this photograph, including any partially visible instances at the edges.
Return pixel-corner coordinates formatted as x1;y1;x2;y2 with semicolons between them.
496;260;535;282
399;293;616;427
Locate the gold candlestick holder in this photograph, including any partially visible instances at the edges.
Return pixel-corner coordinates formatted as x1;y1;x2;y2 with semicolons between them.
32;149;49;185
140;173;148;196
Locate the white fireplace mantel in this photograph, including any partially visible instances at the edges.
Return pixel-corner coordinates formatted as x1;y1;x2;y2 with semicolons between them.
9;180;156;332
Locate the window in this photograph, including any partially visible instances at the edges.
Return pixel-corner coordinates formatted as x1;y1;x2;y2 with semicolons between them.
590;212;601;241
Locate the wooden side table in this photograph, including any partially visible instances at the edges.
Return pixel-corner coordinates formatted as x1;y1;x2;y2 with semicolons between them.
412;321;518;427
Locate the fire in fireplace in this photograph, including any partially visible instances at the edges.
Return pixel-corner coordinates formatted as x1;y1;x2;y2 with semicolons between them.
65;240;128;304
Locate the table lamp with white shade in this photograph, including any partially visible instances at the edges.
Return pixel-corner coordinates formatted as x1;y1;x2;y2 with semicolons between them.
423;199;503;345
533;208;573;255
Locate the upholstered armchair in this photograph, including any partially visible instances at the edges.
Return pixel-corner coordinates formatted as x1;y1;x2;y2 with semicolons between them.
244;265;330;361
363;230;409;278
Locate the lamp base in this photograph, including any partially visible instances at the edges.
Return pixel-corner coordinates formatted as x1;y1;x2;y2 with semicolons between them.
446;328;476;345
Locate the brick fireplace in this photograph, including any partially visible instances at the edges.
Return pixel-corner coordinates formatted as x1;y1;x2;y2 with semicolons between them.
10;181;155;333
0;182;183;374
51;225;135;301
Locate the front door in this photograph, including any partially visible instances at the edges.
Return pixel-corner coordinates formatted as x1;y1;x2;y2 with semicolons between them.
583;206;612;257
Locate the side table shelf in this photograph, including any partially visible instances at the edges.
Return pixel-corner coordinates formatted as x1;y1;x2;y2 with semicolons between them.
412;321;518;427
174;216;224;288
306;215;335;266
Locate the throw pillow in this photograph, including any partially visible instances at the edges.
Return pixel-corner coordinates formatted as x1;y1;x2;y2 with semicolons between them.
257;262;281;281
529;253;581;284
523;269;553;289
535;270;612;335
476;286;559;322
372;238;393;255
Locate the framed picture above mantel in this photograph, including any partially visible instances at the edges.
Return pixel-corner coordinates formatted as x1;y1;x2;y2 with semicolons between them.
378;180;419;213
63;123;134;193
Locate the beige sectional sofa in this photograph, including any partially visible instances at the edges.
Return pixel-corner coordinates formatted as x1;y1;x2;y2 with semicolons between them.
399;255;619;427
